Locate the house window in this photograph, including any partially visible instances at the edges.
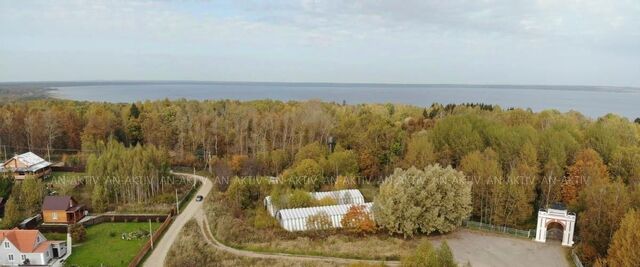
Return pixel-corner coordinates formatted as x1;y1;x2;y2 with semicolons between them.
3;242;9;248
52;212;58;220
8;254;14;261
21;255;26;261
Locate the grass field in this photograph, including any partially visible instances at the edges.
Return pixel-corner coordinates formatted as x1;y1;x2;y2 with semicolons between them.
66;222;160;267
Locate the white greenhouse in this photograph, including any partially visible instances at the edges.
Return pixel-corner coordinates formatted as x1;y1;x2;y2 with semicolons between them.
263;189;366;216
275;202;374;232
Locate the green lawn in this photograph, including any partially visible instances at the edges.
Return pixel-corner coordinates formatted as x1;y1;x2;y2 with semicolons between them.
66;222;161;267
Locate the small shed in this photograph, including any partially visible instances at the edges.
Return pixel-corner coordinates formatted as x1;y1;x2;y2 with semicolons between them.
275;202;373;232
264;189;366;216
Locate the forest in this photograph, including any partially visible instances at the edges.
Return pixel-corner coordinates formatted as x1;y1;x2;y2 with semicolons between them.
0;98;639;265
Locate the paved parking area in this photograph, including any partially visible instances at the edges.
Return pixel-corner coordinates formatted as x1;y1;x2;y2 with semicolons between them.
431;229;570;267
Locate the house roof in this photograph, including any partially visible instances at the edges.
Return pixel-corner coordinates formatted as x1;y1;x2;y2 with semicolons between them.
33;241;54;253
1;152;52;172
0;228;45;253
42;196;75;211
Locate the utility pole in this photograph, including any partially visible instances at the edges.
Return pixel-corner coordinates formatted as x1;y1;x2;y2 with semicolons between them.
149;219;154;249
175;188;180;214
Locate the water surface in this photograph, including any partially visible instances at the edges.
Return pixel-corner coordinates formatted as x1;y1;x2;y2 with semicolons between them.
51;82;640;119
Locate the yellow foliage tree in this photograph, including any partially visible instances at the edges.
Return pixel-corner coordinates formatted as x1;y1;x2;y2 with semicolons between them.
606;209;640;266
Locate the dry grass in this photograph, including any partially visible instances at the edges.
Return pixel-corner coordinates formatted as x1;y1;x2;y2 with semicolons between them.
165;220;338;267
239;234;423;261
204;189;425;261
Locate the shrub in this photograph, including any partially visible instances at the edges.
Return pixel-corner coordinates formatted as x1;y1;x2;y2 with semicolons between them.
215;215;254;244
70;224;87;243
401;240;457;267
314;196;338;207
306;211;333;231
341;205;376;235
253;207;278;229
287;189;314;208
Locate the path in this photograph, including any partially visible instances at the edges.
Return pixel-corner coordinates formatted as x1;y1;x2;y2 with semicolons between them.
195;209;400;266
143;172;213;267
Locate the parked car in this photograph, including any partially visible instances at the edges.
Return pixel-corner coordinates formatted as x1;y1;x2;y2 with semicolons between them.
196;195;204;202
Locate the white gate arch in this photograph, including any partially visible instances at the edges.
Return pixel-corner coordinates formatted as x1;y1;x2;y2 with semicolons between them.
535;205;575;247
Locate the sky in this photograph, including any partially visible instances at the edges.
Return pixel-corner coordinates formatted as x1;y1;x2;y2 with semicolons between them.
1;0;639;86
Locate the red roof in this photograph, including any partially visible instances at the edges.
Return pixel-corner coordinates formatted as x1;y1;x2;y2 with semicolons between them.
0;228;49;253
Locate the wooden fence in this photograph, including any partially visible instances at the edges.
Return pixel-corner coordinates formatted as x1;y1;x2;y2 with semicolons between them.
81;214;169;227
36;214;171;233
128;214;173;267
128;180;200;266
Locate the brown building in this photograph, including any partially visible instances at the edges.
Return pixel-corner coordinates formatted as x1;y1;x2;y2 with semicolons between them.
0;152;52;180
42;196;85;224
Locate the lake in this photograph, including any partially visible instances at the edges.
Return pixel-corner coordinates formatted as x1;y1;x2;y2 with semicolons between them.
51;82;640;119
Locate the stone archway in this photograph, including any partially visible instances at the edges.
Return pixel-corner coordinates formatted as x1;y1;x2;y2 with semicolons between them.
535;205;575;247
545;221;564;241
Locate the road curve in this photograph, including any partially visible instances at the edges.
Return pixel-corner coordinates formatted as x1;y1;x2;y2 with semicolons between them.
143;172;213;267
196;210;400;266
145;172;399;266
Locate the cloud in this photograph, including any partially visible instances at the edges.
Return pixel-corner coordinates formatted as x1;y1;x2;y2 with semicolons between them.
0;0;638;85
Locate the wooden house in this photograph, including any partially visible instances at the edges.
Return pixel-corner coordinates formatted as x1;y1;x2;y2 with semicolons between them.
42;196;85;224
0;152;52;179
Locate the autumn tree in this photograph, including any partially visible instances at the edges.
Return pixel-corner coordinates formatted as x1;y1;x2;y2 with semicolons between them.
281;159;323;190
608;146;640;185
2;197;21;228
322;149;359;177
91;183;108;213
86;139;170;204
430;115;484;165
606;209;640;266
492;142;539;227
586;114;639;163
374;165;472;237
459;148;502;224
82;105;119;144
20;177;46;216
562;148;609;206
402;131;436;169
334;175;358;190
577;178;630;262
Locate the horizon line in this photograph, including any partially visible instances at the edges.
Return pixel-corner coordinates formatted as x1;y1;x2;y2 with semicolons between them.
1;79;639;90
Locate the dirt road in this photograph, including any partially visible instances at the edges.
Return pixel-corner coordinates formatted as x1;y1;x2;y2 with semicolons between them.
195;210;400;266
143;172;213;267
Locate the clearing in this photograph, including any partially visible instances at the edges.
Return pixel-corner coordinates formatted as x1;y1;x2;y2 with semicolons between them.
432;229;570;267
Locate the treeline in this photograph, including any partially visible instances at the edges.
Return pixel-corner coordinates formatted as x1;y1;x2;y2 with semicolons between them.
1;99;640;264
86;140;170;211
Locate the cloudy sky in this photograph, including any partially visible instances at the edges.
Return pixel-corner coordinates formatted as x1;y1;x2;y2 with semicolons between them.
1;0;639;86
